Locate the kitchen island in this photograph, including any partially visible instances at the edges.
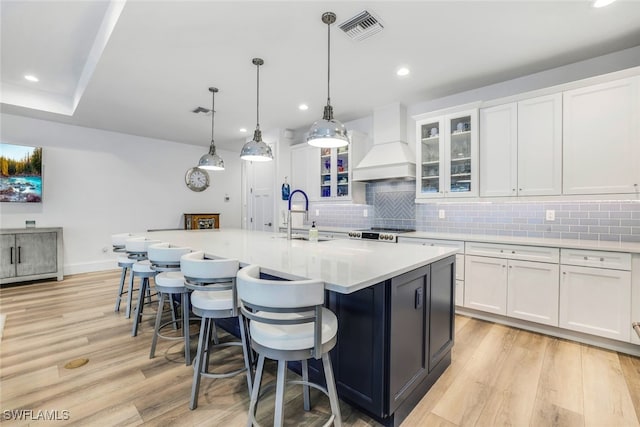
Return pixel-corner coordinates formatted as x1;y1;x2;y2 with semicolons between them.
144;229;458;426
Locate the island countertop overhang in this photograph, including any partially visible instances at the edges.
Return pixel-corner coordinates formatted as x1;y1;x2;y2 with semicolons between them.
143;228;458;294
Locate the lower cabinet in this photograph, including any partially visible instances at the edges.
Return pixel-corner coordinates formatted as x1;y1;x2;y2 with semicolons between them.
506;259;559;326
464;244;560;327
328;256;455;424
559;264;631;342
0;228;63;284
464;255;508;315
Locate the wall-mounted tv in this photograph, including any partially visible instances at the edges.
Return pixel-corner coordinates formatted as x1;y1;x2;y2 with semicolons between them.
0;143;43;203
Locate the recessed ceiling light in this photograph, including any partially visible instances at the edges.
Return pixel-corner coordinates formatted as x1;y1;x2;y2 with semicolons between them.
593;0;616;7
298;104;309;111
239;128;247;133
396;67;410;77
24;75;39;82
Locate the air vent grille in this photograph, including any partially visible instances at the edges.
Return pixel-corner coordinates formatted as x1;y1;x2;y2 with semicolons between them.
339;10;384;41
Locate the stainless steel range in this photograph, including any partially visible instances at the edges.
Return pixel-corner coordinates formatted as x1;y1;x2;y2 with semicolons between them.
348;227;415;243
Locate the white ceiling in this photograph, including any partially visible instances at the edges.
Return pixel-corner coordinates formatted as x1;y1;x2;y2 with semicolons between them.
2;0;640;152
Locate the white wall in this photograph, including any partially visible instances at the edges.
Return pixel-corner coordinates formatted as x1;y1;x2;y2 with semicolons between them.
0;113;242;274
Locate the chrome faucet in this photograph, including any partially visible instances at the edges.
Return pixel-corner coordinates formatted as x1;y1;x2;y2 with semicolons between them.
287;189;309;240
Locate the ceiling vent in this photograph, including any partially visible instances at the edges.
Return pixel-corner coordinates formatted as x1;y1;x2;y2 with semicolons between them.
339;10;384;41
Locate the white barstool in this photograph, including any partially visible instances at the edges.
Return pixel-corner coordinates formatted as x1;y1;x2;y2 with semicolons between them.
237;264;342;427
112;233;136;315
126;237;163;337
147;242;194;365
181;251;252;410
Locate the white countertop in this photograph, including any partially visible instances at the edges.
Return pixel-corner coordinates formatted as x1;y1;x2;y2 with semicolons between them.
144;229;457;294
400;231;640;254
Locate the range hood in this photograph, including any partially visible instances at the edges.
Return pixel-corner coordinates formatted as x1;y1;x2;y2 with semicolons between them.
353;103;416;181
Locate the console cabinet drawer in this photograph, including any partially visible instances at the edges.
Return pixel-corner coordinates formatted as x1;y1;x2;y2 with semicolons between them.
465;242;559;263
560;248;631;271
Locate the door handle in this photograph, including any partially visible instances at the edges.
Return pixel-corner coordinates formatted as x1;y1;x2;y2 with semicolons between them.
18;246;21;263
10;247;14;264
415;287;423;309
264;222;272;226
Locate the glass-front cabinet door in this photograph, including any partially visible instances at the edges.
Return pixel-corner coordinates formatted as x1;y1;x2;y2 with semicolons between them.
419;119;444;195
416;108;478;198
320;146;351;199
448;113;473;195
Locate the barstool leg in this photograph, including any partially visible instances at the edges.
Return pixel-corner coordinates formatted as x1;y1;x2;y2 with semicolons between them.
149;292;166;359
273;360;287;427
322;353;342;427
183;291;191;366
125;267;135;318
190;317;209;410
247;354;265;427
114;266;127;312
169;294;178;330
131;276;148;337
301;359;310;411
238;314;253;396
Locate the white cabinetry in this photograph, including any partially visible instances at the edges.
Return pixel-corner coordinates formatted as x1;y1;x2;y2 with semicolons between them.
563;76;640;195
507;259;559;326
479;93;562;197
464;242;559;325
464;255;508;315
415;109;478;198
290;144;320;200
559;248;632;342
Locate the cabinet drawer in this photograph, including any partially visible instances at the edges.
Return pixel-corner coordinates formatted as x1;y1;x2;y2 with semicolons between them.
465;242;559;263
560;248;631;271
398;237;464;253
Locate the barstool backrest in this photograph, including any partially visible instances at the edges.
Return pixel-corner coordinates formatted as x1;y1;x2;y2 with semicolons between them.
236;264;326;358
236;264;324;308
148;242;191;271
180;251;239;282
125;237;164;260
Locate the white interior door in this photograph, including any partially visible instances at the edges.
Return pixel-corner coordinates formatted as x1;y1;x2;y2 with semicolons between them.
246;145;275;232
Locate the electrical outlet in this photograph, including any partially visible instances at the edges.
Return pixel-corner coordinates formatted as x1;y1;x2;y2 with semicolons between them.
315;209;320;216
363;209;368;217
546;209;555;221
438;209;445;219
224;194;230;202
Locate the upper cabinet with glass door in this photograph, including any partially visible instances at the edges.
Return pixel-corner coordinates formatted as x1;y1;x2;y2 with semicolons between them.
415;108;479;199
318;130;366;203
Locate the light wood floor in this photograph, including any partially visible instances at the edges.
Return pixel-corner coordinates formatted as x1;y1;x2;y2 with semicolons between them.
1;270;639;426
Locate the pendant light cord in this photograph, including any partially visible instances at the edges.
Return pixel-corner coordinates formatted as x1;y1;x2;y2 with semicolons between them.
256;62;260;130
327;19;331;106
211;90;215;142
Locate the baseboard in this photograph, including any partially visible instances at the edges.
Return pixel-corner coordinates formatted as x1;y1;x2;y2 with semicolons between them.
64;260;116;276
456;306;640;357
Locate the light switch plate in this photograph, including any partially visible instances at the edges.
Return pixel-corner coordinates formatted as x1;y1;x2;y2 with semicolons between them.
438;209;445;219
546;210;555;221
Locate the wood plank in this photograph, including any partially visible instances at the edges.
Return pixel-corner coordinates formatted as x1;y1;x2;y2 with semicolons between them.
582;345;639;427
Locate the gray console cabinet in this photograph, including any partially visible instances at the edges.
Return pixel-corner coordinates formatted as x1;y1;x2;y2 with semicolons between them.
0;228;63;284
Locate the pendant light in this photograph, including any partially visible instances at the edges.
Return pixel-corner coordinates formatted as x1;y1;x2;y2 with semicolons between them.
198;87;225;170
307;12;349;148
240;58;274;162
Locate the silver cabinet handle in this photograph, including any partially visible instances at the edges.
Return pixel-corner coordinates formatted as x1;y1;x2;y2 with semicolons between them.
600;257;605;261
633;322;640;339
584;256;588;260
264;222;272;226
